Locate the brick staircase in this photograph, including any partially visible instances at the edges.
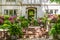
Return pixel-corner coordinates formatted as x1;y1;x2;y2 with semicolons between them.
23;27;49;38
0;26;49;40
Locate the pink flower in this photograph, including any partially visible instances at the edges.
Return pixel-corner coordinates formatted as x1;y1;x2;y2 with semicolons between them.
12;16;16;19
9;17;13;20
0;16;4;20
0;19;4;24
9;16;16;20
10;20;15;23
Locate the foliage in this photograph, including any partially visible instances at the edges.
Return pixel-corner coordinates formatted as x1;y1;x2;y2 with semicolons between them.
1;24;11;29
42;17;47;24
0;15;23;37
4;15;9;20
8;24;23;36
33;20;39;26
50;0;60;3
4;20;11;25
49;17;60;36
19;16;29;28
49;24;57;35
19;16;25;21
21;19;28;28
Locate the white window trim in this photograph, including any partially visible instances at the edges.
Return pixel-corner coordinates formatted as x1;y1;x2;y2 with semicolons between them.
6;0;16;2
4;9;17;16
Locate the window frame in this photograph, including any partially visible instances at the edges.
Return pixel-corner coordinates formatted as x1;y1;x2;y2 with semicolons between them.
4;9;17;16
6;0;16;2
45;9;58;14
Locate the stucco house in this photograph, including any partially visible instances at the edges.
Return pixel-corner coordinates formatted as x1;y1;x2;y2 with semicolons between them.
0;0;60;20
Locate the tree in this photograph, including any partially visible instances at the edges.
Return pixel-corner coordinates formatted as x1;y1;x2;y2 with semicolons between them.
50;0;60;3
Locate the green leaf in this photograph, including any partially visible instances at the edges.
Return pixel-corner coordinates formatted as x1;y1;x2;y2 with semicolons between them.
50;0;60;3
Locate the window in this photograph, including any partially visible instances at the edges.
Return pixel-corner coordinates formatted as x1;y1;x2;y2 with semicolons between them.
45;10;49;13
55;10;58;14
4;10;17;16
9;10;13;16
45;9;58;14
4;10;8;15
50;10;53;14
6;0;16;2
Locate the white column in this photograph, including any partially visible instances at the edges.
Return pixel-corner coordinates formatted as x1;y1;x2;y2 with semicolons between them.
53;10;55;14
46;21;49;31
8;10;9;16
20;6;22;16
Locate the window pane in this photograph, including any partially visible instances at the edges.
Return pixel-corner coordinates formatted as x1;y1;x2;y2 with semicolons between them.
9;10;13;16
6;0;16;2
10;0;16;2
46;10;48;13
50;10;53;14
55;10;58;14
6;0;10;2
14;10;17;16
4;10;8;15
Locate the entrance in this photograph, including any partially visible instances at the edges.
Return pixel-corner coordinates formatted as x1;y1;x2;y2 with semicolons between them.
27;7;37;21
28;9;35;21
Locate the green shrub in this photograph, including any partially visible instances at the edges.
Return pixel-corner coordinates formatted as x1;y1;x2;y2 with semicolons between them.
33;20;38;26
4;15;9;20
8;24;23;36
21;20;28;28
4;20;11;25
49;18;60;36
1;24;11;29
19;16;25;21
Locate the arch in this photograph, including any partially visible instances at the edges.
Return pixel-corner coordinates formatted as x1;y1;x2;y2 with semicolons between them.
26;7;37;21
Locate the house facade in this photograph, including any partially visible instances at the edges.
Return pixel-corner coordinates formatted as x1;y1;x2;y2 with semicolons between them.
0;0;60;20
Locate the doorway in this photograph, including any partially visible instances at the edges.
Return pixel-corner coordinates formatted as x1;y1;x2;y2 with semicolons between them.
27;7;37;21
28;9;35;21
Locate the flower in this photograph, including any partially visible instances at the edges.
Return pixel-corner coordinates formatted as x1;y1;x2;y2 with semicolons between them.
10;20;15;23
0;16;4;20
13;16;16;19
0;19;4;24
9;16;17;20
9;17;13;20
